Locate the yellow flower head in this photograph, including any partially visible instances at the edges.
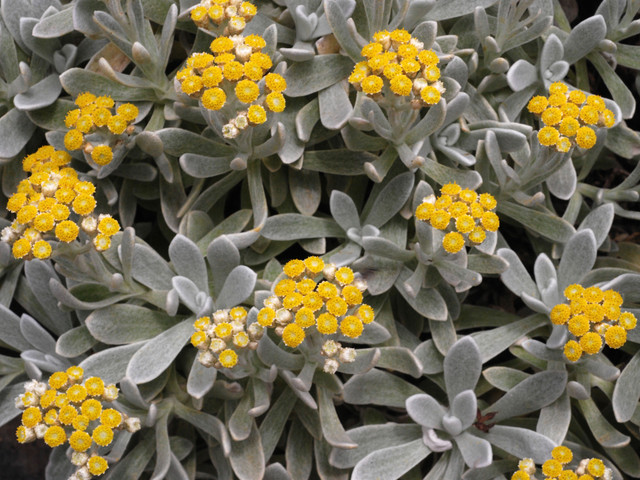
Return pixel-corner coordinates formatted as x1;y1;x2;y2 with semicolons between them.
266;92;286;113
107;115;128;135
552;446;573;464
21;407;42;428
32;240;52;259
564;340;582;362
619;312;637;330
295;307;316;328
586;95;605;112
257;307;275;327
587;458;605;477
317;313;338;334
421;86;441;105
81;399;102;420
284;259;306;278
538;126;560;146
340;315;364;338
265;73;286;92
49;371;69;389
247;104;267;124
430;210;451;230
604;325;626;349
91;145;113;166
44;426;67;447
235;79;260;103
69;430;92;452
579;332;602;355
568;315;589;336
202;88;227;110
64;129;84;150
92;425;114;446
550;304;571;325
88;456;109;476
443;231;465;253
527;96;548;114
361;75;384;95
335;267;354;285
418;50;438;66
100;408;122;428
282;323;305;348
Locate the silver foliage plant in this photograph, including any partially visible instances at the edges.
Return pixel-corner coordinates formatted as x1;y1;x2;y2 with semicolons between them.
0;0;639;479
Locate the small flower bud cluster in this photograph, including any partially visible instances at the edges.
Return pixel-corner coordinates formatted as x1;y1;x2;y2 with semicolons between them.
15;367;140;479
3;146;119;259
415;183;499;253
550;284;636;362
512;446;612;480
63;93;138;167
191;306;263;369
528;82;615;152
321;340;356;374
348;29;445;108
257;257;374;365
176;34;286;134
190;0;257;35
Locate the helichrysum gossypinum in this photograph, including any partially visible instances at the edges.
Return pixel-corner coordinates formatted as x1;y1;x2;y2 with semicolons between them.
348;29;445;108
64;93;138;166
512;446;613;480
176;33;285;138
14;367;140;479
550;284;637;361
191;306;264;368
2;146;120;259
190;0;257;35
415;183;499;253
528;82;615;152
257;257;373;373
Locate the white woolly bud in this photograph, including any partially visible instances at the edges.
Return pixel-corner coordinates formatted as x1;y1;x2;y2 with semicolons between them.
235;113;249;130
410;38;424;50
323;263;337;281
210;338;227;354
264;295;281;310
247;323;264;340
353;277;367;292
322;340;341;357
412;77;429;95
222;124;239;139
213;309;229;324
124;416;142;433
71;452;89;467
1;226;16;243
81;216;97;234
235;44;253;62
517;458;535;475
422;194;436;204
275;308;293;325
198;350;217;367
34;424;48;439
229;34;244;46
602;468;613;480
433;80;446;94
323;359;340;374
102;384;119;402
42;181;58;197
231;321;245;334
339;347;357;363
76;467;91;480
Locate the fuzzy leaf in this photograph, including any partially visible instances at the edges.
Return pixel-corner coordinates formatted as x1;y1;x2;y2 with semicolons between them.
363;172;414;228
330;190;361;232
612;350;640;422
428;0;499;20
0;109;37;158
262;214;344;240
485;370;567;422
86;305;177;344
343;369;422;408
557;229;597;290
284;55;354;97
169;235;209;292
56;326;97;358
406;393;446;428
484;425;554;463
444;337;482;402
216;266;257;309
455;432;492;469
351;439;430;480
126;319;193;384
563;15;606;64
80;342;145;385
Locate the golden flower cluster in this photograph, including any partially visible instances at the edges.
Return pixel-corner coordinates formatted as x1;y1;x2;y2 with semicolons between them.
528;82;615;152
415;183;499;253
191;306;264;369
15;367;140;479
550;284;636;362
64;93;138;167
348;29;445;108
190;0;257;35
257;257;374;373
513;446;612;480
2;146;120;259
176;34;286;138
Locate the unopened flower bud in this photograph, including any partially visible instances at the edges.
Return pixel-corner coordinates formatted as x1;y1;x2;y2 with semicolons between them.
124;416;142;432
34;424;47;439
322;340;340;357
323;264;337;281
76;467;91;480
276;308;293;325
213;309;229;324
339;347;357;363
210;338;226;354
81;216;97;234
264;295;281;310
71;452;89;466
323;359;339;374
102;384;119;402
198;350;216;367
247;323;264;340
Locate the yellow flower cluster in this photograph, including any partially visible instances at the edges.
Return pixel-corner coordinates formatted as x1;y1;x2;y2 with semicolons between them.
15;367;140;479
512;446;612;480
2;146;120;259
348;29;444;108
176;34;285;137
191;306;264;369
258;257;374;371
414;183;499;253
550;284;637;362
528;82;615;152
190;0;257;35
63;93;138;166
